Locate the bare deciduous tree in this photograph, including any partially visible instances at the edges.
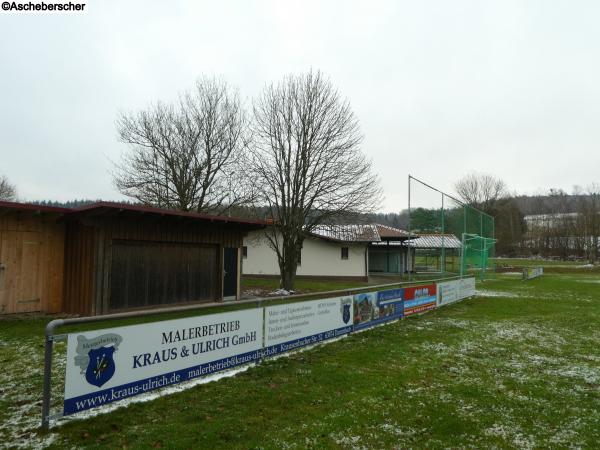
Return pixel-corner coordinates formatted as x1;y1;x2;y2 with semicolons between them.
114;77;253;214
0;176;16;201
250;70;382;290
454;172;508;213
575;184;600;262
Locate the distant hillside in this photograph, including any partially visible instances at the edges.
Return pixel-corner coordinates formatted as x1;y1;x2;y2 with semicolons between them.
513;193;593;216
28;199;130;209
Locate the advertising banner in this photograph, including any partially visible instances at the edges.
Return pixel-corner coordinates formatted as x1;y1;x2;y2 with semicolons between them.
437;278;476;307
459;277;476;298
353;289;404;331
436;280;459;306
63;308;263;415
404;284;437;316
264;296;353;356
523;267;543;280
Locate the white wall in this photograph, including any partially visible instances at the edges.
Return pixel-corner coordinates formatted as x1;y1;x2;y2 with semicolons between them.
243;230;367;278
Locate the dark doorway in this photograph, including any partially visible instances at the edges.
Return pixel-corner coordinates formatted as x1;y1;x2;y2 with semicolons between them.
109;240;218;311
223;247;238;299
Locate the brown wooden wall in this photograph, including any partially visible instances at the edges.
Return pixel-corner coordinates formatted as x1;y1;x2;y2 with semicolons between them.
0;213;64;314
62;221;96;315
63;216;246;315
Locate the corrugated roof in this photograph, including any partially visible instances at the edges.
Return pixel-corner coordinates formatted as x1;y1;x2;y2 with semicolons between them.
407;234;462;249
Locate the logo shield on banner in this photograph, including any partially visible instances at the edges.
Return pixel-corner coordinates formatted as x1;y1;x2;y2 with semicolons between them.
85;346;116;387
342;303;351;324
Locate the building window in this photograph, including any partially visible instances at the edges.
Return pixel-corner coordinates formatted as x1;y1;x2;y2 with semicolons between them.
242;246;248;259
341;247;349;260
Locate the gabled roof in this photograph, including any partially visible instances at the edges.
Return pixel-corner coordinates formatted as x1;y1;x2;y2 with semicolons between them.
375;224;414;240
308;223;416;243
309;224;380;242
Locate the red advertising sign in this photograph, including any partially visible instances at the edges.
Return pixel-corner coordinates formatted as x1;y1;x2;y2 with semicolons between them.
403;284;437;316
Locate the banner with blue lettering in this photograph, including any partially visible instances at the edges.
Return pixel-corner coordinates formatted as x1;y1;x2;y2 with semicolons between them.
264;296;353;357
60;280;473;419
63;309;263;416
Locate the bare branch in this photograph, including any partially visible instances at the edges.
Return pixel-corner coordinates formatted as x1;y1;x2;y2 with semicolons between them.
454;172;508;213
113;77;255;214
249;70;382;289
0;176;17;201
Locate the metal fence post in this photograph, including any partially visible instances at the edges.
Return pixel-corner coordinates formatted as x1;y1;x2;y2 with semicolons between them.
259;299;265;362
41;335;53;431
41;319;63;431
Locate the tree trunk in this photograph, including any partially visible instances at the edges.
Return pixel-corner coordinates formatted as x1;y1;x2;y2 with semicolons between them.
278;239;301;291
281;267;297;291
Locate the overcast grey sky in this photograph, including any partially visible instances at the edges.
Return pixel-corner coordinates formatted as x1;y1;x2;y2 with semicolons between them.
1;0;599;212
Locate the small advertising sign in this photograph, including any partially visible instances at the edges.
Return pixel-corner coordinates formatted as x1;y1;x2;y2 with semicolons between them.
437;278;476;307
437;280;459;306
523;267;544;280
353;289;404;331
459;277;476;298
404;284;437;316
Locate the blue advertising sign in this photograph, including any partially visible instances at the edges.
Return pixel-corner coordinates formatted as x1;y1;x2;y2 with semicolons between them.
353;288;403;331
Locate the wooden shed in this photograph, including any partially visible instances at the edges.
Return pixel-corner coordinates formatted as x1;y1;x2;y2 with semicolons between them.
0;201;265;316
0;202;68;314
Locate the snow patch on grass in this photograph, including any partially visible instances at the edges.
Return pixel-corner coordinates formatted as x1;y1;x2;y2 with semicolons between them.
420;342;452;355
436;318;473;329
0;337;61;450
547;365;599;384
57;364;256;427
484;423;536;449
330;433;367;450
476;290;521;298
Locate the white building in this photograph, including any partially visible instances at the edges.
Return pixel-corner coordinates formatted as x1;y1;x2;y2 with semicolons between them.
242;224;418;280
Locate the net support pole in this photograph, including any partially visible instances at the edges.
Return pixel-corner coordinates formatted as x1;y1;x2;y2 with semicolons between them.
441;193;445;275
408;175;412;282
461;205;467;277
480;215;484;281
460;232;466;277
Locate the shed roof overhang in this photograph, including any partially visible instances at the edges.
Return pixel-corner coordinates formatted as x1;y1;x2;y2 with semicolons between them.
69;202;267;230
0;201;267;230
0;200;70;218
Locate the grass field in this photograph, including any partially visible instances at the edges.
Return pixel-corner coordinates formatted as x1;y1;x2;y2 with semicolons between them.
1;271;599;449
493;257;591;267
495;258;577;266
242;276;371;294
